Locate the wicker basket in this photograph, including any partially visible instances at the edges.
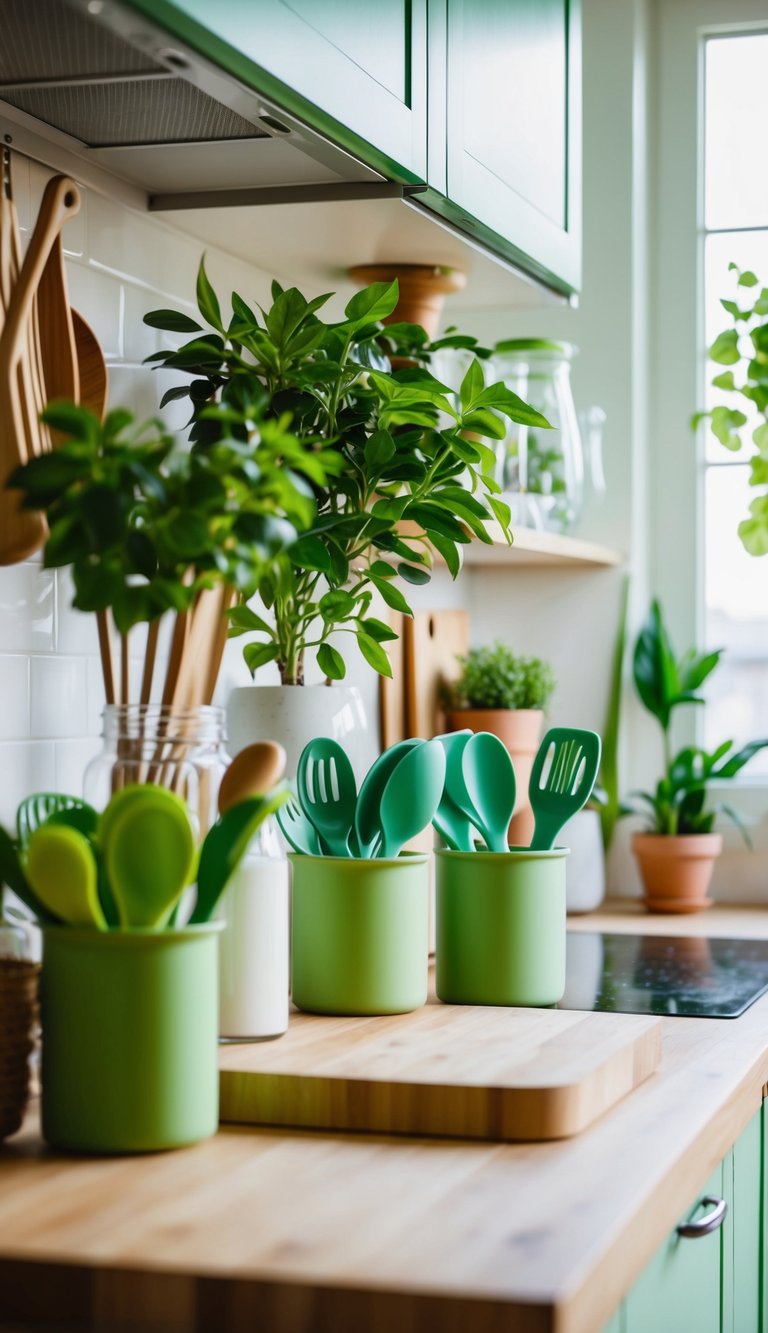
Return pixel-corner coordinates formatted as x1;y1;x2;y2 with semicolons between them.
0;958;40;1140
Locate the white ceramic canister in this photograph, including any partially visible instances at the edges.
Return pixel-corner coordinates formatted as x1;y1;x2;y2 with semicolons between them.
216;821;290;1040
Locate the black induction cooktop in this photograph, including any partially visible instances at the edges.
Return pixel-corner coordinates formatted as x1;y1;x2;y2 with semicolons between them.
558;931;768;1018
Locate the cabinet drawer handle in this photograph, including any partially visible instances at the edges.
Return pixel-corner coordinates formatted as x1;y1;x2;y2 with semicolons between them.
676;1196;727;1238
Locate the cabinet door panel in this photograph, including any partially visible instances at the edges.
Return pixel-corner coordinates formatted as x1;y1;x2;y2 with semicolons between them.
445;0;580;292
727;1108;762;1333
126;0;427;180
624;1163;724;1333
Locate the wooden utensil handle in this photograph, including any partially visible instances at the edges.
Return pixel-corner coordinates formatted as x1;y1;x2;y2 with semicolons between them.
0;176;81;369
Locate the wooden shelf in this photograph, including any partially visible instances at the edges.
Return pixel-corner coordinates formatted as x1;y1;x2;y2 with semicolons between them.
462;526;623;568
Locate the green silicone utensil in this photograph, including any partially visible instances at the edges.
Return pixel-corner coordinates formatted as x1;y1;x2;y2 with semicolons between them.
297;738;357;857
460;730;517;853
17;792;97;849
277;793;328;856
355;738;423;858
25;824;106;929
190;788;289;923
432;731;476;852
373;738;446;859
102;787;196;928
443;731;488;848
0;825;62;925
528;727;602;851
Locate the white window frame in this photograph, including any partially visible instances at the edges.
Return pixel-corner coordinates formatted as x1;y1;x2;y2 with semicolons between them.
652;0;768;817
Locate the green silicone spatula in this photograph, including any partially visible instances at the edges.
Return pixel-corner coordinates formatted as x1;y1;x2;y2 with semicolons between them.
460;731;516;853
528;727;602;851
373;738;446;858
190;787;289;923
101;785;196;928
355;738;423;858
25;824;106;929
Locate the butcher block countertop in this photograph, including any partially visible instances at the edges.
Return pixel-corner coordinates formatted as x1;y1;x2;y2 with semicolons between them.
2;903;768;1333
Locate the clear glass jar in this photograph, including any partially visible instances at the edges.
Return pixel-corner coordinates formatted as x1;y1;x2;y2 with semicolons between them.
84;704;229;838
493;339;584;533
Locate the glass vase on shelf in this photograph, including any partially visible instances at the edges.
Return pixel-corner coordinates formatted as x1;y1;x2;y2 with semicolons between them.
493;339;585;535
83;704;229;838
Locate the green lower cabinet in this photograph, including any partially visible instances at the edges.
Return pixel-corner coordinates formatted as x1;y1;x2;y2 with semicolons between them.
602;1104;766;1333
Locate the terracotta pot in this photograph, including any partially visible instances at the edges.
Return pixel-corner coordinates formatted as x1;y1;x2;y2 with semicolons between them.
347;263;466;339
632;833;723;913
447;708;543;844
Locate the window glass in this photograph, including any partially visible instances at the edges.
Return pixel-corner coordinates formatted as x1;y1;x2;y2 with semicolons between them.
705;34;768;230
702;33;768;775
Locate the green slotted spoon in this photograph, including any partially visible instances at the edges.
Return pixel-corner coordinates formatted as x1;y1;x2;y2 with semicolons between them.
17;792;97;849
528;727;602;851
297;738;357;857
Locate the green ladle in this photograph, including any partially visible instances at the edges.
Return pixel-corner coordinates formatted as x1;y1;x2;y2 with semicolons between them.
25;824;106;929
373;738;446;859
461;731;517;853
101;785;197;928
354;738;423;858
529;727;602;851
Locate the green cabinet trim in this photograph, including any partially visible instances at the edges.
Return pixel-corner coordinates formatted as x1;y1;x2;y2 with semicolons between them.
123;0;429;185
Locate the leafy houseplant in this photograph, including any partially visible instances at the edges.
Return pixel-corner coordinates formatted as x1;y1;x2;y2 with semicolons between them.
447;640;556;843
629;600;768;910
693;264;768;556
143;266;550;688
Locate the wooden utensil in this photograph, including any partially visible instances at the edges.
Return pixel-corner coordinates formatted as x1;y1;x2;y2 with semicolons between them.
0;174;80;564
218;741;287;814
72;309;107;418
403;610;468;737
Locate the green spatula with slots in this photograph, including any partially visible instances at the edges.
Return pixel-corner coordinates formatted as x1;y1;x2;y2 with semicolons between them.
528;727;602;851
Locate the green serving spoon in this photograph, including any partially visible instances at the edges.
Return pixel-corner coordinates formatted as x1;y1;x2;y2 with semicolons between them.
101;785;197;928
190;787;289;923
372;738;446;859
297;738;357;857
460;731;516;853
529;727;602;851
354;738;423;858
431;730;477;851
25;824;106;929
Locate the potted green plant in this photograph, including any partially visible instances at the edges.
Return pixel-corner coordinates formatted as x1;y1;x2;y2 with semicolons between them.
693;264;768;556
143;267;549;768
8;400;327;812
446;640;556;842
629;600;768;911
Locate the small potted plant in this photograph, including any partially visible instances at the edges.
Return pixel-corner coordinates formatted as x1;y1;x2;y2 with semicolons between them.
629;600;768;912
143;268;549;769
447;640;556;842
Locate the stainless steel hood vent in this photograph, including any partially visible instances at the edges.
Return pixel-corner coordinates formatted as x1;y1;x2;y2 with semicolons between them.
0;0;386;201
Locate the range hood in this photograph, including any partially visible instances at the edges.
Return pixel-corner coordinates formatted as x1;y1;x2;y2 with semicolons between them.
0;0;399;202
0;0;559;311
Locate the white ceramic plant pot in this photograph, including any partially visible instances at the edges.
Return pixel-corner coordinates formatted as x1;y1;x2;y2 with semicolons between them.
564;808;606;914
226;684;372;779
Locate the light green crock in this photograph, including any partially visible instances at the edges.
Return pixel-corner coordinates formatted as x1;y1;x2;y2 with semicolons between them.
435;847;568;1007
41;923;223;1153
290;852;429;1015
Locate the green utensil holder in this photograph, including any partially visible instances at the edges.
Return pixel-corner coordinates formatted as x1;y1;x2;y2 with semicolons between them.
435;847;568;1007
41;924;223;1153
290;853;430;1015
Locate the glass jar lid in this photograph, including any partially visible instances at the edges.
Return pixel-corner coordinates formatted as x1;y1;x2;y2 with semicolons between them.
493;338;577;359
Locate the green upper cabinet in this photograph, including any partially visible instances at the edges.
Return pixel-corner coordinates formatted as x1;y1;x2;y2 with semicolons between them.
123;0;428;182
427;0;581;295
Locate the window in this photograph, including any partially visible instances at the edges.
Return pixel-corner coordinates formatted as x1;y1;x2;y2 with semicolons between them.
701;31;768;775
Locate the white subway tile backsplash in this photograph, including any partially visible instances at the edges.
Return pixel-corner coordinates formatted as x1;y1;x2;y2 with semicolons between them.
65;260;123;359
28;158;86;258
54;739;101;798
0;564;55;653
0;657;30;740
30;656;89;739
55;570;99;656
0;742;56;828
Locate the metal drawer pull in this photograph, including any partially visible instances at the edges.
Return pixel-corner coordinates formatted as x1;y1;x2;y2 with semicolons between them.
676;1197;727;1238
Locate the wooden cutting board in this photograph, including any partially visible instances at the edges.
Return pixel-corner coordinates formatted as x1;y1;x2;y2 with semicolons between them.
219;1002;662;1142
404;608;469;737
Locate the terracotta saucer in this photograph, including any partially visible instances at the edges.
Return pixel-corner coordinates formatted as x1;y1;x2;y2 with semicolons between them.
642;897;714;915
